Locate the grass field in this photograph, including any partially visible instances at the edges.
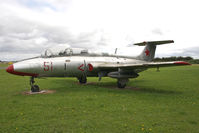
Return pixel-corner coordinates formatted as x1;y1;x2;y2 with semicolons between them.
0;63;199;133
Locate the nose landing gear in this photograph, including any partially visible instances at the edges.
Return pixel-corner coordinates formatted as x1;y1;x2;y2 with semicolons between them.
77;75;87;84
30;77;40;92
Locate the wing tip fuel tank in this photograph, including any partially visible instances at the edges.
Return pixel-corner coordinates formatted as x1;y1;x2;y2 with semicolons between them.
174;61;191;65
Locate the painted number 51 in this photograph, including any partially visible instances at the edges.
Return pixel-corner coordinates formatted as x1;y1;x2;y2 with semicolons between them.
44;62;53;71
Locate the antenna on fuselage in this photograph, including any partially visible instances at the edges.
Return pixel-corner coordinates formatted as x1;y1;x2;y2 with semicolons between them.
115;48;118;55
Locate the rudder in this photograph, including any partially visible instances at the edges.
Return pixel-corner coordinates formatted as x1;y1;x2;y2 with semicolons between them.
135;40;174;61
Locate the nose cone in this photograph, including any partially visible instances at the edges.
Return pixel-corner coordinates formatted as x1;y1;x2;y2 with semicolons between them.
6;63;39;77
6;65;14;74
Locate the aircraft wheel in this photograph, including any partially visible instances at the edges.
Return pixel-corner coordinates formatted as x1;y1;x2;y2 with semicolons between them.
31;85;40;92
117;82;126;88
78;76;87;84
117;78;128;88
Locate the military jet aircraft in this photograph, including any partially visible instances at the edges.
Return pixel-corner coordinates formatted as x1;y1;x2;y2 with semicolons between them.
6;40;190;92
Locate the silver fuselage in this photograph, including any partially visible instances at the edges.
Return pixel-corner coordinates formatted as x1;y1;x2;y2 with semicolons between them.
12;55;146;78
6;40;191;89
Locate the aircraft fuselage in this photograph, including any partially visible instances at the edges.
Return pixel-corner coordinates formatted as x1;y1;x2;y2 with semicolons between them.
6;40;190;91
7;56;145;78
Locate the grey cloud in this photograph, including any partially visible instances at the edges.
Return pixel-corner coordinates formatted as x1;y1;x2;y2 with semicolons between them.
97;34;110;46
0;17;48;54
152;28;163;35
0;15;109;60
156;47;199;59
180;47;199;58
67;31;109;48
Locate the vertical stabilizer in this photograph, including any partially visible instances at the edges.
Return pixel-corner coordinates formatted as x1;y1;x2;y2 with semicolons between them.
135;40;174;61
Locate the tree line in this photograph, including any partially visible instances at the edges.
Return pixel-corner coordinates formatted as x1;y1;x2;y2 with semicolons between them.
153;56;199;64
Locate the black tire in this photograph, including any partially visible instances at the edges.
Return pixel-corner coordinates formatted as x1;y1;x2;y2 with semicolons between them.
31;85;40;92
117;82;126;88
78;76;87;84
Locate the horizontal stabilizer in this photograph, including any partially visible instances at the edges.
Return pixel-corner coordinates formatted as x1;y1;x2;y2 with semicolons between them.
134;40;174;46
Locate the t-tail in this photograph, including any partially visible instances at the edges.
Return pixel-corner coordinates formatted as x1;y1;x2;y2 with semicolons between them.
135;40;174;61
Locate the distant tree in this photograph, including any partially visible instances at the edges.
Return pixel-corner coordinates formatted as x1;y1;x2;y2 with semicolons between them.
189;59;199;64
154;56;195;62
184;56;193;60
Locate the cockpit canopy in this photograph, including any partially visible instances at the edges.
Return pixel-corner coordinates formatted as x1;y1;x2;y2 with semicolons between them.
41;45;109;58
42;48;88;57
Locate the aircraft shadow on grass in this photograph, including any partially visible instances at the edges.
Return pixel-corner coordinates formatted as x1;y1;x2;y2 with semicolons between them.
47;78;182;95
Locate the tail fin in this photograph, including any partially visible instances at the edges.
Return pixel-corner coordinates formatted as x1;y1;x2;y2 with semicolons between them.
135;40;174;61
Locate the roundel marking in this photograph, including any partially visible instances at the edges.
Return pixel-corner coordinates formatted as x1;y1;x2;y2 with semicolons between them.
88;63;93;71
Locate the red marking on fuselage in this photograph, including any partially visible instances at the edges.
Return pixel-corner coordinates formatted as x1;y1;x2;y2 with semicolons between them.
44;61;53;71
6;65;38;77
44;62;49;71
78;64;84;71
78;64;94;71
145;49;150;56
88;63;93;71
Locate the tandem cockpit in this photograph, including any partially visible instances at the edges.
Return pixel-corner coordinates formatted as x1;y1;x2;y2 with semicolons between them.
41;45;109;58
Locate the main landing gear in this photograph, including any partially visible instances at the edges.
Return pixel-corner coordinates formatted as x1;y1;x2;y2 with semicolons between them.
117;78;129;88
30;77;40;92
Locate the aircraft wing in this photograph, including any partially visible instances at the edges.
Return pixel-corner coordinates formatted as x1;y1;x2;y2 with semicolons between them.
93;61;191;71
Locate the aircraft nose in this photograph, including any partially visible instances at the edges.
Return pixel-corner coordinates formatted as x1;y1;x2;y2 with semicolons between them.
6;65;14;74
6;63;39;77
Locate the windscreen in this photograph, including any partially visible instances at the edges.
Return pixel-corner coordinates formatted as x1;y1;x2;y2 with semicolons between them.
41;45;89;57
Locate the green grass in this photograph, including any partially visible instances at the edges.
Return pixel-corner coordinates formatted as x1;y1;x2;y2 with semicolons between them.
0;64;199;133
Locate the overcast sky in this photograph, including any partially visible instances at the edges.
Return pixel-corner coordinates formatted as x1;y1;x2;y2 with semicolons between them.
0;0;199;61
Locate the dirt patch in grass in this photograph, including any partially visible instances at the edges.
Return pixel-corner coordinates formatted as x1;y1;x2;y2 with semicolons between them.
22;90;56;95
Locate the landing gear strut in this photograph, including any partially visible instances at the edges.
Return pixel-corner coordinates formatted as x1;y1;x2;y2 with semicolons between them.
30;77;40;92
117;78;129;88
